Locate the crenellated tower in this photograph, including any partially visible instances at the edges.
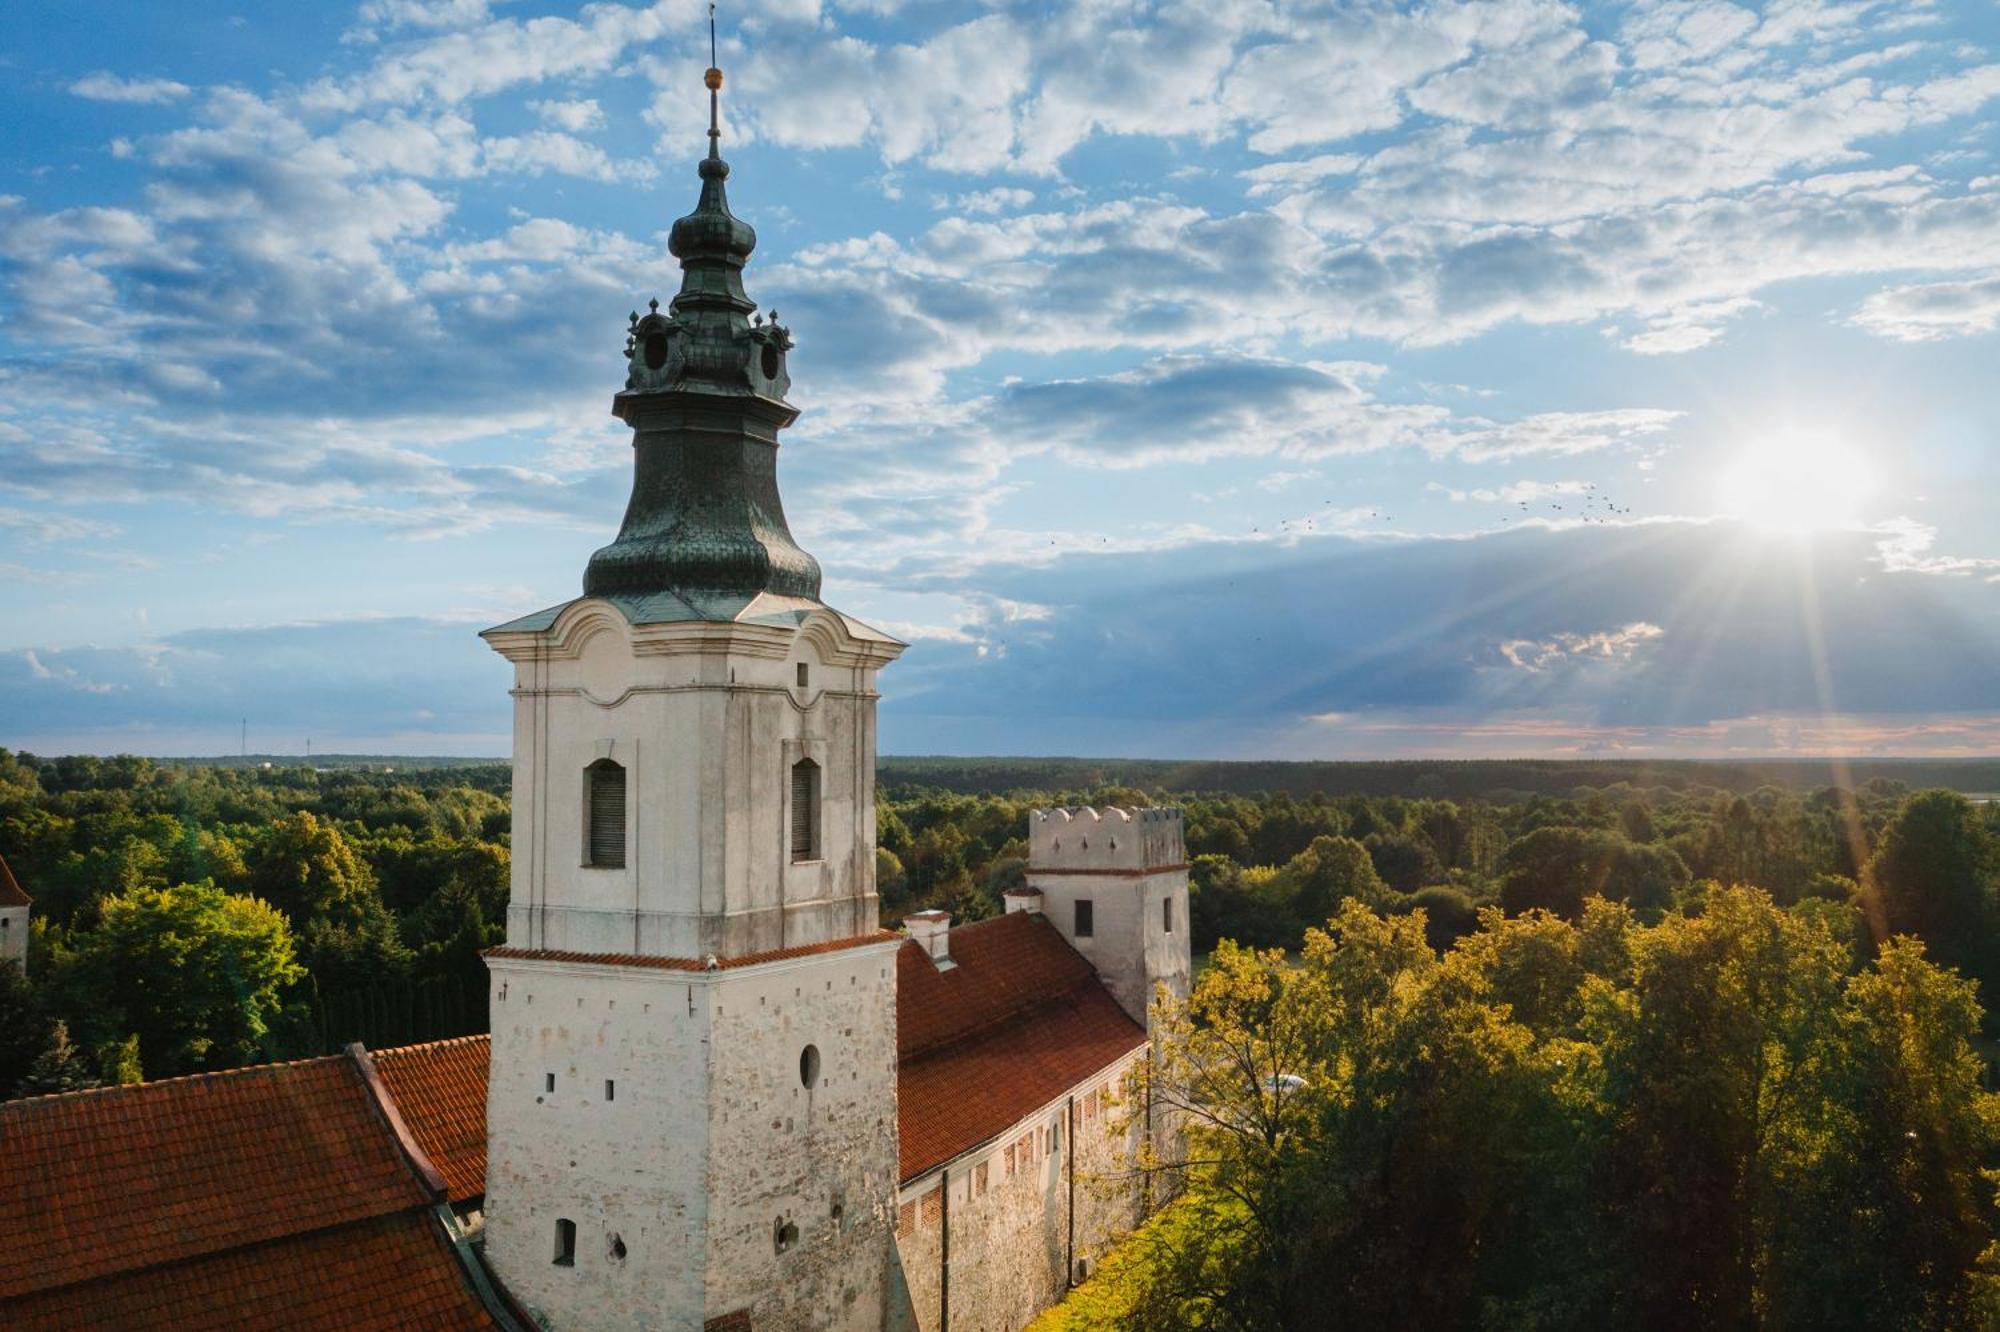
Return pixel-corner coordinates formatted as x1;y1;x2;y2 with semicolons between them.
478;41;907;1332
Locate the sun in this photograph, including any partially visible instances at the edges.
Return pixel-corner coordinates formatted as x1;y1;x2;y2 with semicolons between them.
1716;432;1874;533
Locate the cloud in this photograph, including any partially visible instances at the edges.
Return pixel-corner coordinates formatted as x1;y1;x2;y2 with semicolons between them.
0;618;511;754
0;505;119;544
69;73;191;104
1851;274;2000;341
304;0;683;112
872;519;2000;756
530;97;607;132
1497;621;1665;672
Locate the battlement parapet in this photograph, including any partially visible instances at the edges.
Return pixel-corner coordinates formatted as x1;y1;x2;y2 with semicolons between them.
1027;806;1184;874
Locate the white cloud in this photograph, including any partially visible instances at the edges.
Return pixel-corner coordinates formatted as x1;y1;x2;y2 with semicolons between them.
953;187;1034;216
69;72;191;104
1498;621;1666;672
1851;273;2000;340
531;98;607;132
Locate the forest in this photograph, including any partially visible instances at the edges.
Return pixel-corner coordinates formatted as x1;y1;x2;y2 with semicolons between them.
5;750;2000;1325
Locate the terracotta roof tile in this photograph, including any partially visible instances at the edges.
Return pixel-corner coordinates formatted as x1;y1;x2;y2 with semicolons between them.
1;1210;496;1331
0;852;29;908
895;913;1147;1181
374;1035;490;1204
898;911;1099;1059
0;1054;431;1301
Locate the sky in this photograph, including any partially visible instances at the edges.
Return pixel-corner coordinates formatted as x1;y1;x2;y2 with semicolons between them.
1;0;1998;761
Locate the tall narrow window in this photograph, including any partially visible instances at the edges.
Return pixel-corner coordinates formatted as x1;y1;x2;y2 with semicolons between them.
1163;897;1174;933
554;1218;576;1266
1074;898;1094;938
790;758;821;862
586;760;626;868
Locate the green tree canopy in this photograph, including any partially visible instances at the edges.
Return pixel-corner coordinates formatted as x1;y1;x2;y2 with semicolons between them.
47;879;303;1077
1864;789;1998;983
1075;890;2000;1331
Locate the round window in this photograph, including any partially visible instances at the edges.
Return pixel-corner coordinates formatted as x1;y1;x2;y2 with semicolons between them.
800;1043;821;1089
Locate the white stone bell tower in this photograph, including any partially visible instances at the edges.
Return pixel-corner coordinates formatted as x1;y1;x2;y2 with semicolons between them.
477;51;907;1332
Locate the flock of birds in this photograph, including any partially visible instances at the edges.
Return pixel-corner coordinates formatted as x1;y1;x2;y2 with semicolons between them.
1244;482;1639;540
1498;483;1637;525
1042;483;1642;550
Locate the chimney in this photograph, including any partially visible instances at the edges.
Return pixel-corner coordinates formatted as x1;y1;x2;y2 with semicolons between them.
1001;887;1043;915
904;910;954;969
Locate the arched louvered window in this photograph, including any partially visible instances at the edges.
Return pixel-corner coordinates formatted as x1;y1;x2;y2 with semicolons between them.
790;758;821;862
585;760;626;868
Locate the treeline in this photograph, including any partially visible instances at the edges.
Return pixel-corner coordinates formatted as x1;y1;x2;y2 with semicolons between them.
8;750;2000;1108
881;754;2000;800
0;750;512;1097
877;776;1968;955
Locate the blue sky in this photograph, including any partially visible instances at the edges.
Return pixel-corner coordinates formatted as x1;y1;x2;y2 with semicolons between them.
2;0;1998;759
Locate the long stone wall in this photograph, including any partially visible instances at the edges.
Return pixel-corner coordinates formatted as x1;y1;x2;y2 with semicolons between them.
893;1051;1149;1332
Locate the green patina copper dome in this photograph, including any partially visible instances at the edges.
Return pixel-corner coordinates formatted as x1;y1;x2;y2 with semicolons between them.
580;78;819;612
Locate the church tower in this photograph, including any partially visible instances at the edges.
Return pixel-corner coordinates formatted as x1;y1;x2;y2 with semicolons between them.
478;46;907;1332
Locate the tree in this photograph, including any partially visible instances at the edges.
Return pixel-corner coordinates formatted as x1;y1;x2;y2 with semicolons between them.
48;880;303;1077
1363;832;1443;894
1499;826;1603;918
1501;828;1686;919
1863;790;1998;984
1112;890;2000;1330
250;812;410;991
1397;885;1479;954
1279;835;1390;927
250;811;380;924
13;1020;98;1098
0;959;50;1094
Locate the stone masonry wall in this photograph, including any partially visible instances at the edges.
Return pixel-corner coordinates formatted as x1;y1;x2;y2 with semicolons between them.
483;940;905;1332
703;942;905;1331
894;1050;1148;1332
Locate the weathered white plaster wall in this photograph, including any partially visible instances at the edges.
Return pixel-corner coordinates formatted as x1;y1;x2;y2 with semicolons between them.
894;1054;1149;1332
483;940;905;1332
1026;809;1191;1030
487;603;901;959
0;905;27;968
482;954;714;1329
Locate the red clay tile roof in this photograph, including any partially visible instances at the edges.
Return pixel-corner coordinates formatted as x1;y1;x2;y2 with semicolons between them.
483;929;898;972
0;851;29;908
895;912;1147;1182
0;1050;502;1328
1;1210;496;1331
375;1035;490;1204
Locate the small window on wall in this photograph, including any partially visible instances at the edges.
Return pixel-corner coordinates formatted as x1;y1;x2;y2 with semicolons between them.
585;760;626;868
1163;897;1174;934
1074;899;1094;938
790;759;821;862
554;1218;577;1266
796;661;809;688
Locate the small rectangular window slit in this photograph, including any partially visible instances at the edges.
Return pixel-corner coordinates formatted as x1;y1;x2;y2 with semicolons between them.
605;1079;615;1102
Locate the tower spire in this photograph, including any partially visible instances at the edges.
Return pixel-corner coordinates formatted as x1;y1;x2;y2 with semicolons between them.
580;13;815;611
705;2;722;160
